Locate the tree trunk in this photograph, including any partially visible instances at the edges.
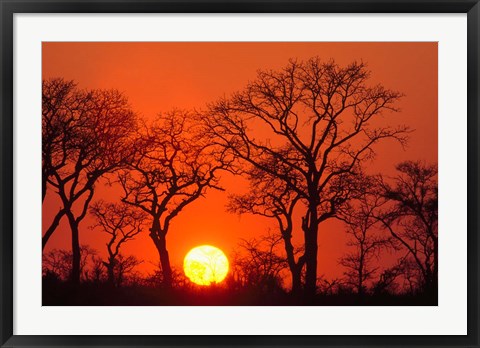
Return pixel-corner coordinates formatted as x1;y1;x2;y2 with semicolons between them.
150;224;172;287
66;212;81;285
157;235;172;286
291;265;303;296
283;233;303;296
303;189;319;299
106;262;115;287
305;219;318;300
304;229;318;299
304;205;319;299
358;255;364;300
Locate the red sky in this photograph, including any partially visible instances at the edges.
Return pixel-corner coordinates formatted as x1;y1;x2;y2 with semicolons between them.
42;42;437;282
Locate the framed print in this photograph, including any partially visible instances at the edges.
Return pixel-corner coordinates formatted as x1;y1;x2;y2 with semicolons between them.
1;0;479;347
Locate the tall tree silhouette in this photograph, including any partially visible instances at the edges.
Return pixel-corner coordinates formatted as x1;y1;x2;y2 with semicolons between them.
42;78;137;284
89;201;145;286
119;110;231;287
205;57;408;297
228;166;305;295
377;161;438;295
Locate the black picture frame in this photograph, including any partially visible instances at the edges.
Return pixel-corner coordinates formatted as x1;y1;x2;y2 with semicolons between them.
1;0;479;347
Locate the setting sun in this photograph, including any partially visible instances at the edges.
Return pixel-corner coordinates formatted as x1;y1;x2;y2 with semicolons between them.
183;245;229;286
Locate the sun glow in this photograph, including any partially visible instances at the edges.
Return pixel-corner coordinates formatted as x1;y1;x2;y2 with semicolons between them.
183;245;229;286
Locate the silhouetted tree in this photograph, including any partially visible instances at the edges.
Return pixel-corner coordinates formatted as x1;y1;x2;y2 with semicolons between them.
43;248;72;281
372;257;407;295
377;161;438;295
42;79;85;247
317;277;343;296
42;245;97;282
141;264;187;289
88;255;106;283
205;57;408;297
119;110;231;287
337;187;392;298
113;254;142;287
42;79;77;204
89;201;146;286
228;167;305;295
42;78;137;284
232;231;289;294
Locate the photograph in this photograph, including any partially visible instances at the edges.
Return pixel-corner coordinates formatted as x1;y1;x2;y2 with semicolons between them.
41;42;438;306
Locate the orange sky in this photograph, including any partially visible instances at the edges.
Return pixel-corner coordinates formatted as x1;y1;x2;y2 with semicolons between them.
42;42;437;282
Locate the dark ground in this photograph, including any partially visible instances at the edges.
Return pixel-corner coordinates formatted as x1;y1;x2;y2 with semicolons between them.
43;279;437;306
